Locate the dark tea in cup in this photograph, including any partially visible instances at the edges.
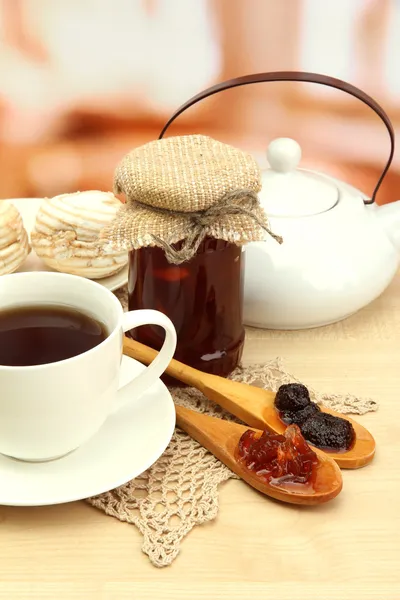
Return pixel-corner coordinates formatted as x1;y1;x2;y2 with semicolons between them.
0;304;108;366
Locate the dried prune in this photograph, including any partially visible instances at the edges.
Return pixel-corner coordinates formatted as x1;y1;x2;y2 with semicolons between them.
300;413;355;450
274;383;355;452
237;424;318;486
280;402;321;425
275;383;311;412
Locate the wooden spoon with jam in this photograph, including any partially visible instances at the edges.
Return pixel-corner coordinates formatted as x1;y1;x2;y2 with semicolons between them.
123;337;375;469
175;404;343;505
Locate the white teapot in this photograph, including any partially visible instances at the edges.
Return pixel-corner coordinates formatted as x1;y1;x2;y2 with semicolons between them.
159;71;398;329
244;136;399;329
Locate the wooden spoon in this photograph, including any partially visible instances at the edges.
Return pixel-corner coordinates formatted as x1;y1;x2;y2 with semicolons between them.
175;404;342;505
123;337;376;469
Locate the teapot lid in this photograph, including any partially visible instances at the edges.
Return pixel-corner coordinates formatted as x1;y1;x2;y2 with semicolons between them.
259;138;339;217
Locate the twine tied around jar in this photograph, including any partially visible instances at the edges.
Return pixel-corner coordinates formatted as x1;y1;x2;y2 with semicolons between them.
141;189;282;265
101;134;282;265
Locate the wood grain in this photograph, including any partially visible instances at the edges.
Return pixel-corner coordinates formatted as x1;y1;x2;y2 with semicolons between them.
0;272;399;599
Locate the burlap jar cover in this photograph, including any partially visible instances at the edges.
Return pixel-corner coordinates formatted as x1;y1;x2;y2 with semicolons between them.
86;288;379;568
101;134;282;262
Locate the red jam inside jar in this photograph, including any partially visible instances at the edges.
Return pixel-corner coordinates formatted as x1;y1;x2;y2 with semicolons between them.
128;237;245;378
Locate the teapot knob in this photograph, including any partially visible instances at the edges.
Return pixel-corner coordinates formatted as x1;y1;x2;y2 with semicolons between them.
267;138;302;173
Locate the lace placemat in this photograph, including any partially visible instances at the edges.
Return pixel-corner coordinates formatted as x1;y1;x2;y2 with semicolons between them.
87;287;378;568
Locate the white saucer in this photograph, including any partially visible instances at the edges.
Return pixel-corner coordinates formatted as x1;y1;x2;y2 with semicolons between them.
9;198;128;292
0;355;175;506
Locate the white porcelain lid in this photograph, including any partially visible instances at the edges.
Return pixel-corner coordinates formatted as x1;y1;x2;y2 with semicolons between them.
259;138;339;217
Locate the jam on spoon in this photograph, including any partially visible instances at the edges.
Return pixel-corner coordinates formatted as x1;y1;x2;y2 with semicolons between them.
237;424;319;487
274;383;355;451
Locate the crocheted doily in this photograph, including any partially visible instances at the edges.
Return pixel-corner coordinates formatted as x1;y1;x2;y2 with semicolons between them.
87;287;378;568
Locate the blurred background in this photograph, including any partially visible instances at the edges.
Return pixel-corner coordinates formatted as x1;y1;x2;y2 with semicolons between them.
0;0;399;204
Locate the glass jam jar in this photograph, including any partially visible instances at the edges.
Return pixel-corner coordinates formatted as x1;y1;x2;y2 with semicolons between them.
128;237;245;377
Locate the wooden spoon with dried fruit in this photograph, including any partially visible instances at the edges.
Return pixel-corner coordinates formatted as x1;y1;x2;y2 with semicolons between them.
175;404;343;505
123;337;375;469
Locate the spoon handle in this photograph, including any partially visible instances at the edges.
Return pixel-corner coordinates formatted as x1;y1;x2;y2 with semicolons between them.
123;337;271;429
175;404;241;458
123;336;202;387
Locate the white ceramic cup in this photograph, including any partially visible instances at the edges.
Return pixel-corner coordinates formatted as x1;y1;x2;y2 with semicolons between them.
0;271;177;462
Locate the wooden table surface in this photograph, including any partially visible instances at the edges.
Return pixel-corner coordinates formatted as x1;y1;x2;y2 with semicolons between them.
1;274;400;600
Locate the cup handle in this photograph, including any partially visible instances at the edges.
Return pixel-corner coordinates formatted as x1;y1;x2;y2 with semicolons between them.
112;309;177;413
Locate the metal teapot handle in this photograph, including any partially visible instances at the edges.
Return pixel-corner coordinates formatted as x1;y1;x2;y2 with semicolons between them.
159;71;395;205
